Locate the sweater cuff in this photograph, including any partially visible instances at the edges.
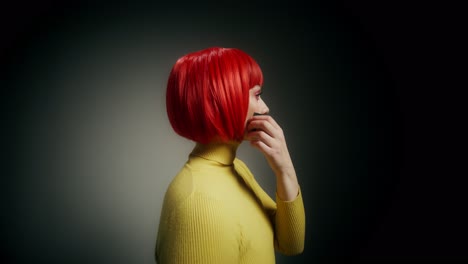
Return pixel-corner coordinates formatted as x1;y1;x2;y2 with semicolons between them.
276;186;302;204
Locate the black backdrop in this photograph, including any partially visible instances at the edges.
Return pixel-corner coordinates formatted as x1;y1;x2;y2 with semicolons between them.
2;0;466;263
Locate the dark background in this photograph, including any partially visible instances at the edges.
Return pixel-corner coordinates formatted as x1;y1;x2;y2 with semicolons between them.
2;0;465;263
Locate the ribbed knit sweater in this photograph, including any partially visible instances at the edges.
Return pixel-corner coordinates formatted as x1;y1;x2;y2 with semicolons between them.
155;142;305;263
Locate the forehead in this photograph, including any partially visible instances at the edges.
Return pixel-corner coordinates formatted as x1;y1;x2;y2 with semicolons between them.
250;85;262;91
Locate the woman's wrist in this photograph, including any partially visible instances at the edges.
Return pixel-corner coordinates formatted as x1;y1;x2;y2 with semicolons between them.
276;168;299;201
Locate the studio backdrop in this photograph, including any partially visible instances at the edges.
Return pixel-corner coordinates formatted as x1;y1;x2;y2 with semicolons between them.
4;1;397;263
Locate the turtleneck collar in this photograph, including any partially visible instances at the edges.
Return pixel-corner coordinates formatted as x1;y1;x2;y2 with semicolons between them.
189;141;240;165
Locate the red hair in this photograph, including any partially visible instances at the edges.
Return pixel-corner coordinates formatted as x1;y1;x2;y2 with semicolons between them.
166;47;264;144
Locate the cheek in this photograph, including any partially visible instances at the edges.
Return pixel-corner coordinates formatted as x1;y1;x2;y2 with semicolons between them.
245;97;255;125
249;98;258;115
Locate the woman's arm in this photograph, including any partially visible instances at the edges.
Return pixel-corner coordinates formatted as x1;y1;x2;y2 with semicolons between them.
245;115;305;254
245;115;299;201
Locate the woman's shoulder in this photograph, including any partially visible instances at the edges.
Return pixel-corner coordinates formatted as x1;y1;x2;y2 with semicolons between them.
233;158;254;181
162;165;230;208
162;166;195;208
161;165;238;217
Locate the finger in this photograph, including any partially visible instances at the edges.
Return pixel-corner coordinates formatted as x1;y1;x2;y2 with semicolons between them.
247;119;277;138
249;138;271;154
248;115;281;130
245;130;275;148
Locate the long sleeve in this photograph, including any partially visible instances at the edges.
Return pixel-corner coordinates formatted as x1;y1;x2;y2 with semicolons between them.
233;158;306;256
156;192;239;264
253;185;305;255
274;189;305;255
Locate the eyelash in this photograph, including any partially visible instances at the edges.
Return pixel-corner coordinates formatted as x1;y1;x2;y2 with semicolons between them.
256;91;263;98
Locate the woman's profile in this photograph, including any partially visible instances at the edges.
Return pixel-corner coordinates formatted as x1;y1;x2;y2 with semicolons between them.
155;47;305;263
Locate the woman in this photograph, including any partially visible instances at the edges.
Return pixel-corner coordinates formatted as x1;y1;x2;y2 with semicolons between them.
155;47;305;263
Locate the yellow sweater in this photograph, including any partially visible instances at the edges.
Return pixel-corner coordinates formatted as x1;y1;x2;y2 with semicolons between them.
155;142;305;263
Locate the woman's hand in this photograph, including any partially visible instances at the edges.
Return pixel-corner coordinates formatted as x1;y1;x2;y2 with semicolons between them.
245;115;299;201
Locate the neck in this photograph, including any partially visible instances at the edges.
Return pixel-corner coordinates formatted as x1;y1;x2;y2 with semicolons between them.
190;141;241;165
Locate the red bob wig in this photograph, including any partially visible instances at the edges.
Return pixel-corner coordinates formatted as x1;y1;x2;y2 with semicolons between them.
166;47;264;144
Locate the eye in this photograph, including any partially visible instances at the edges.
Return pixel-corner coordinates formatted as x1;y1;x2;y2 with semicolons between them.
255;91;263;99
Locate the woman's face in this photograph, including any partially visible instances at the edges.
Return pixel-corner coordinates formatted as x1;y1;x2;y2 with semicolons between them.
245;85;269;123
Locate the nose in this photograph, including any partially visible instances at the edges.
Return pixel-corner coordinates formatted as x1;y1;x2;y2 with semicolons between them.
260;99;269;115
